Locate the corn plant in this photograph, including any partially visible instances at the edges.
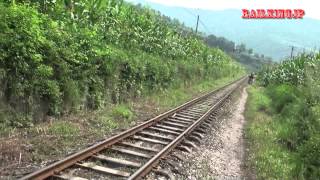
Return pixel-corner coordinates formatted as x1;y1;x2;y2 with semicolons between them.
259;53;320;86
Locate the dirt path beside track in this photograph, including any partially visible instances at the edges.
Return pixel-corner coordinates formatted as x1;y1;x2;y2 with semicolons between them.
175;87;249;179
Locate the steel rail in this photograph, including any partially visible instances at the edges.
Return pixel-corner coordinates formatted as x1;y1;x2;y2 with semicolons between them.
20;76;246;180
128;77;246;179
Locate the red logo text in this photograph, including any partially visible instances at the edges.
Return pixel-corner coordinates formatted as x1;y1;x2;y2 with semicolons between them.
242;9;305;19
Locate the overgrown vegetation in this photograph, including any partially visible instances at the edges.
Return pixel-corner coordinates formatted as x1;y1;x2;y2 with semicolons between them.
0;0;244;129
0;76;239;171
246;53;320;179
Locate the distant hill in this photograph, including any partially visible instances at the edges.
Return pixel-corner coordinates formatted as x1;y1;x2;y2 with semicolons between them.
129;0;320;61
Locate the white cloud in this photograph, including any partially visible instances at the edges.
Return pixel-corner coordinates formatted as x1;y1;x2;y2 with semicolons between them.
143;0;320;20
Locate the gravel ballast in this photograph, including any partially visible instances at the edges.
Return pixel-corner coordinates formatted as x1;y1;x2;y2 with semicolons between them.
173;87;249;180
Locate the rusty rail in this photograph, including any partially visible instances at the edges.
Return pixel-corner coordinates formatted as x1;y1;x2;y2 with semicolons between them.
20;76;247;180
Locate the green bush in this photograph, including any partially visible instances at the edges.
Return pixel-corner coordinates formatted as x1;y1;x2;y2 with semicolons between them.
111;105;133;120
297;133;320;179
266;84;299;113
250;53;320;179
0;1;244;128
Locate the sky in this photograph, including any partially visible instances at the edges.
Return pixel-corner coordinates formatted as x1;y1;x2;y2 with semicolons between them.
128;0;320;20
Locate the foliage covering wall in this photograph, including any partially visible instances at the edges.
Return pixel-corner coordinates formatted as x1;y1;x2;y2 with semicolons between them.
0;1;243;127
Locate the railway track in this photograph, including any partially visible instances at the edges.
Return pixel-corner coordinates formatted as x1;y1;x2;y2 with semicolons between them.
20;77;247;180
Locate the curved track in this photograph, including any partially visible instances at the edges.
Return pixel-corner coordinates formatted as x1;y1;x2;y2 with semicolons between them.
20;77;247;180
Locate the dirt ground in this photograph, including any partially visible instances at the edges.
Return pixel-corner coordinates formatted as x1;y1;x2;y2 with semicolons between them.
0;79;234;179
171;87;252;179
1;80;250;179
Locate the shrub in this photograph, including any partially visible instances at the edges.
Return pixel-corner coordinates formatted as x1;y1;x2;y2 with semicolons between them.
266;84;299;113
252;52;320;179
111;105;134;120
297;133;320;178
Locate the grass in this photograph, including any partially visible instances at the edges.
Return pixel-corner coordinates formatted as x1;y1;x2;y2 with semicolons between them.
151;76;241;109
245;86;299;180
0;75;243;138
48;121;80;137
0;74;244;170
89;76;242;136
111;105;134;120
91;104;134;135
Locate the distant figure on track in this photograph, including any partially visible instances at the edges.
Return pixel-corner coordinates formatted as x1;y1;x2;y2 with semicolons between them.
248;73;255;84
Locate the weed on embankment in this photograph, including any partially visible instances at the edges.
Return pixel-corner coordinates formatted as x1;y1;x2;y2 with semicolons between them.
245;53;320;179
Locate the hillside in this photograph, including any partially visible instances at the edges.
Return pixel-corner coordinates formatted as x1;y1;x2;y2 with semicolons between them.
130;0;320;61
0;1;243;128
204;34;272;71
